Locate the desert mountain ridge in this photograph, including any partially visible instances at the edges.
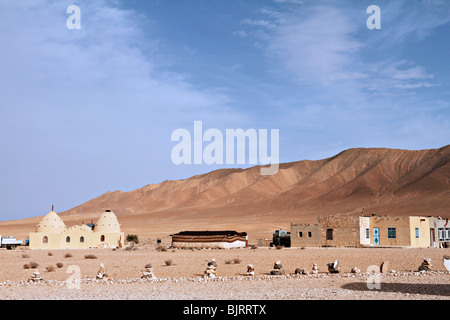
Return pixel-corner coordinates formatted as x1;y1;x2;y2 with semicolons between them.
1;145;449;241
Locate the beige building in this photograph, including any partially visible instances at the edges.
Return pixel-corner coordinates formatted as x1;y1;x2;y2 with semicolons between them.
29;209;124;250
366;215;430;248
290;214;433;248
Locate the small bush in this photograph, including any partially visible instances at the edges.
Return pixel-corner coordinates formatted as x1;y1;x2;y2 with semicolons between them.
233;258;242;264
250;244;258;250
21;253;30;258
156;246;167;252
29;261;39;269
56;262;64;268
23;263;30;269
84;254;97;259
165;259;173;266
46;266;55;272
64;253;72;258
48;252;53;256
126;234;139;244
275;245;283;250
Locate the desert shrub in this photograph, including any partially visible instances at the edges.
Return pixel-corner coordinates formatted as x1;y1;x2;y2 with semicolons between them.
250;244;258;250
64;253;72;258
23;263;30;269
46;266;55;272
21;253;30;258
156;246;167;252
84;254;97;259
56;262;64;268
233;258;242;264
126;234;139;244
276;245;283;250
165;259;173;266
48;252;53;256
29;261;39;269
224;260;232;264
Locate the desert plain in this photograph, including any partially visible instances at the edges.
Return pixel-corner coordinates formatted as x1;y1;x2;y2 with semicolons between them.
0;239;449;300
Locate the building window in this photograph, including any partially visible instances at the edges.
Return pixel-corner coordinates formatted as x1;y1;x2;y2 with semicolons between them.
366;228;370;239
66;236;71;243
445;228;450;240
80;236;84;243
298;232;303;238
387;228;396;239
308;231;312;238
415;228;419;239
100;235;105;242
438;228;444;241
43;236;48;243
326;229;333;240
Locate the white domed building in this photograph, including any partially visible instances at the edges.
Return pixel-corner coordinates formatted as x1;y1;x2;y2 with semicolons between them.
29;209;124;250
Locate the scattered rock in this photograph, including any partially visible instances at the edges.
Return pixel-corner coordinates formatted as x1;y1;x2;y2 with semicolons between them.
380;261;390;273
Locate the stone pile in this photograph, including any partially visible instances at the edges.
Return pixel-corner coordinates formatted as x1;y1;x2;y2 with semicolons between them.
29;270;43;282
204;265;217;278
418;258;432;272
246;264;255;276
203;258;217;279
351;267;360;274
141;263;156;279
295;268;309;275
96;263;108;279
327;260;340;274
270;261;285;275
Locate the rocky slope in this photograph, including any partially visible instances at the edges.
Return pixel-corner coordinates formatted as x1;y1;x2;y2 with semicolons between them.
60;145;450;223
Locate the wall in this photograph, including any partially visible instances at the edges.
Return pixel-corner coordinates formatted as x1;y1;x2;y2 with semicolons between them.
359;217;370;246
318;216;361;247
369;216;411;247
429;217;449;248
409;217;430;248
29;232;60;250
290;223;321;247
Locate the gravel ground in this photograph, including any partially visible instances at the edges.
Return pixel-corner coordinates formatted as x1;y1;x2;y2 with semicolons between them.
0;272;449;300
0;245;449;300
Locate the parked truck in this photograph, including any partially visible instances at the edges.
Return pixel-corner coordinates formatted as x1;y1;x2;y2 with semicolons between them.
270;229;291;247
0;235;23;250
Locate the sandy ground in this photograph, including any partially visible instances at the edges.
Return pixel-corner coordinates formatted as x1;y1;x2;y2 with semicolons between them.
0;243;449;300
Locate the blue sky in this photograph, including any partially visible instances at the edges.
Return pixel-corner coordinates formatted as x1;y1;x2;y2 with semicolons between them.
0;0;449;220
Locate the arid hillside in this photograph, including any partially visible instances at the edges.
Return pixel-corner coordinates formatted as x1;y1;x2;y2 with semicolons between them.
1;145;449;241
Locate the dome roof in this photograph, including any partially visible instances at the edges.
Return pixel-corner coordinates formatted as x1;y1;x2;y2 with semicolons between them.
36;211;66;233
93;210;121;233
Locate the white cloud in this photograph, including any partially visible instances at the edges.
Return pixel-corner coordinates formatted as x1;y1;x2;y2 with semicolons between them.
266;5;364;86
233;30;248;38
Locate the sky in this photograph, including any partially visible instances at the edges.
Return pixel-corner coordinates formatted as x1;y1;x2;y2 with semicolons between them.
0;0;449;221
